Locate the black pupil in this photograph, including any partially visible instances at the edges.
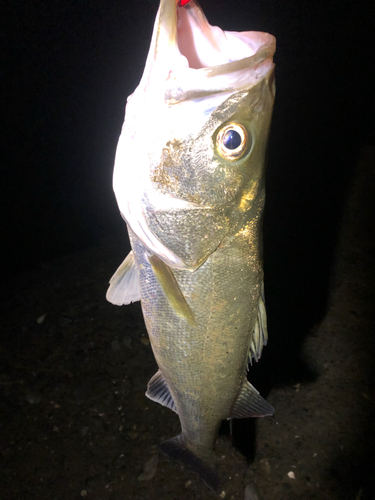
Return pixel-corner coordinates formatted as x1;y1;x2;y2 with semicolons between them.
223;129;242;150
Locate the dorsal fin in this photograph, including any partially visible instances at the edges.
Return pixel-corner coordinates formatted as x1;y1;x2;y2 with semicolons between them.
229;379;274;419
106;251;141;305
148;254;196;326
248;281;268;365
146;369;177;413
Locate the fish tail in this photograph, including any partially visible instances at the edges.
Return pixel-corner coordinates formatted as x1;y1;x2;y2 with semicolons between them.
160;435;220;493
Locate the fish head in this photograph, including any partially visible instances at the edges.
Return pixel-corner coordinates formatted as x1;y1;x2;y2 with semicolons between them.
113;0;276;270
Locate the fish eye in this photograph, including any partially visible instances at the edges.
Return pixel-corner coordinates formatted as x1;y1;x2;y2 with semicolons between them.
216;123;250;161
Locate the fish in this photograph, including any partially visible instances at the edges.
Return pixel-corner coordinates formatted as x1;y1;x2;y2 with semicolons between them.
106;0;276;493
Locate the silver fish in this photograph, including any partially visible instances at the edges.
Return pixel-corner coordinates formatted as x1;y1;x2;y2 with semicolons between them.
107;0;276;492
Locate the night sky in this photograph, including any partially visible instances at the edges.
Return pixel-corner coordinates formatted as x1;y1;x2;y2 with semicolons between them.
3;0;374;315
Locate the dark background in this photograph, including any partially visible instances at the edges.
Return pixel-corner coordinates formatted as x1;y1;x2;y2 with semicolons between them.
4;0;374;289
3;0;374;362
2;1;375;497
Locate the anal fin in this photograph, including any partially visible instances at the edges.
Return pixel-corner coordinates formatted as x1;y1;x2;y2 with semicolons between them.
229;379;274;419
146;369;177;413
106;251;141;306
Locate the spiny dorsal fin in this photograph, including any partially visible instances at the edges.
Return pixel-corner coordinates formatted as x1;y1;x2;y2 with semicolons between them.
258;281;268;345
229;379;274;419
146;369;177;413
249;281;268;365
106;251;141;305
148;254;196;326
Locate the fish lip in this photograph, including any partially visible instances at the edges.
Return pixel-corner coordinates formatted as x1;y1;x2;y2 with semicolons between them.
193;42;276;77
165;45;275;104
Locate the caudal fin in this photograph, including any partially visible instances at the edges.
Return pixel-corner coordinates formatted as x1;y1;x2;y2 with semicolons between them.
160;435;221;494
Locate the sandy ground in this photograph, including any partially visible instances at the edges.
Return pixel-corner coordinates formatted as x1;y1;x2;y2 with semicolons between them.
1;144;374;500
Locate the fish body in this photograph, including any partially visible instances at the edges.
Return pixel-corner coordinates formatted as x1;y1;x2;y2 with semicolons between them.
107;0;276;491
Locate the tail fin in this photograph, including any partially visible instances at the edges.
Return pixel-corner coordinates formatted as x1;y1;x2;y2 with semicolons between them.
160;435;220;494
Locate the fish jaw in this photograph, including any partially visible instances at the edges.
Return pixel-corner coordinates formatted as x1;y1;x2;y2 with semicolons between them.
113;0;275;271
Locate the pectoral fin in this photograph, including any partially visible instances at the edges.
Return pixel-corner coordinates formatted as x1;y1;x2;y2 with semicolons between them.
229;379;274;419
106;251;141;305
148;254;196;326
146;369;177;413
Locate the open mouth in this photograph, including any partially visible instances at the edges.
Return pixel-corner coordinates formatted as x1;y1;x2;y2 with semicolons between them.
176;0;275;71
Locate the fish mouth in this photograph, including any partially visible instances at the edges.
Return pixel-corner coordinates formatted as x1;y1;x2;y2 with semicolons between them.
147;0;276;100
176;1;274;71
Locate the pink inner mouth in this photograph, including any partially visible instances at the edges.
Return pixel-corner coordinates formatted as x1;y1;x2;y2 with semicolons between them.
177;2;228;69
176;1;274;71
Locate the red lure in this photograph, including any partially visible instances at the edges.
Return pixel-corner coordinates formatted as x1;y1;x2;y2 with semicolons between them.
179;0;192;6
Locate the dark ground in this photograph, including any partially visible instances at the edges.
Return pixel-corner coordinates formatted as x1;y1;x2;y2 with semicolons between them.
2;0;375;499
